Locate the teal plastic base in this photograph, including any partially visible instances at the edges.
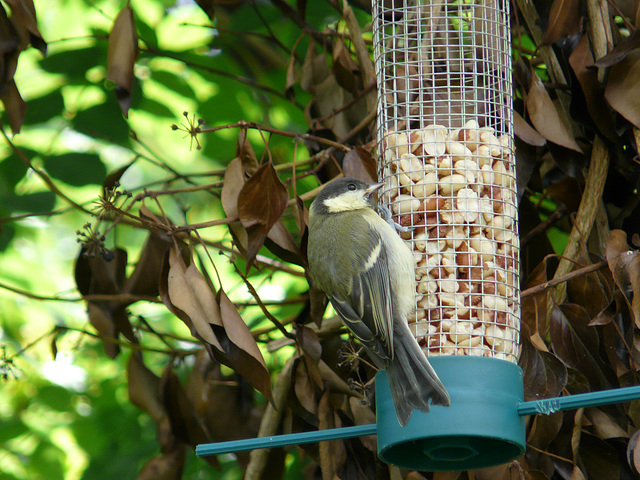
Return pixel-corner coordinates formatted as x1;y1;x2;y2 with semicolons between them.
376;356;526;471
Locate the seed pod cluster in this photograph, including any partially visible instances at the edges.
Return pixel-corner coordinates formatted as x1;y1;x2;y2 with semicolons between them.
380;120;520;363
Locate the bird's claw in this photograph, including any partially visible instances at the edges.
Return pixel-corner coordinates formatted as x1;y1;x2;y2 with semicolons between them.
379;204;415;233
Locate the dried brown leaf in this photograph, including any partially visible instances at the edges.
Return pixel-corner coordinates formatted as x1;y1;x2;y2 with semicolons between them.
605;48;640;129
160;366;219;470
106;3;138;117
5;0;46;53
237;161;288;270
136;446;185;480
514;110;546;147
348;397;376;452
1;80;25;134
318;389;346;479
87;302;120;358
217;287;273;402
265;218;302;265
294;357;318;416
593;30;640;68
527;412;563;451
220;157;249;255
124;233;172;297
520;335;567;399
103;161;133;191
127;352;165;424
627;429;640;475
343;147;378;183
606;230;640;328
566;258;614;318
550;305;612;390
527;73;582;152
568;466;586;480
297;325;322;361
166;247;222;348
578;433;620;479
235;129;259;175
586;408;629;439
568;35;617;141
541;0;581;45
332;38;360;92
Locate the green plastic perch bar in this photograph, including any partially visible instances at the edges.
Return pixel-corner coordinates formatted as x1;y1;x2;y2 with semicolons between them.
196;385;640;457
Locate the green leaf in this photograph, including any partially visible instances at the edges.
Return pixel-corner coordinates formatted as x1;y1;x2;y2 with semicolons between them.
23;90;65;125
39;46;106;79
72;96;130;144
45;153;107;186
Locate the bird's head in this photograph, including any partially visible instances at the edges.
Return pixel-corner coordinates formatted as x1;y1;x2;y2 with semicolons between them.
311;177;383;215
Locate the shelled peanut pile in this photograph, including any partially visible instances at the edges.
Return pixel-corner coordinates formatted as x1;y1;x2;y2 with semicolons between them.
380;120;520;363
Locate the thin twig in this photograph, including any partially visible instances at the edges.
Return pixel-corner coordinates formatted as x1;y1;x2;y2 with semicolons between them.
521;260;608;298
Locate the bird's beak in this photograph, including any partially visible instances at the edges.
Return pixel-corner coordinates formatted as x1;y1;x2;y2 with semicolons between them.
364;182;384;199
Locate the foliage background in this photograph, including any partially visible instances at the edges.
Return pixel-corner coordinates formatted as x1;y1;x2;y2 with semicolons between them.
2;0;640;479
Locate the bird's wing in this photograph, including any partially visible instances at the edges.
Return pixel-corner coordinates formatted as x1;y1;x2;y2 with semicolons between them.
328;236;395;367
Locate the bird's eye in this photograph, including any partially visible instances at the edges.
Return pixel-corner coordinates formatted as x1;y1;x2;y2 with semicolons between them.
347;183;356;191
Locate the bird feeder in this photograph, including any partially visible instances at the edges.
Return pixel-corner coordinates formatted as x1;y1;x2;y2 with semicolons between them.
195;0;640;472
373;0;523;470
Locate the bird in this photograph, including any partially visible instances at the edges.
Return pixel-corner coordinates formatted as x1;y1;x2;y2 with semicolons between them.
307;177;450;426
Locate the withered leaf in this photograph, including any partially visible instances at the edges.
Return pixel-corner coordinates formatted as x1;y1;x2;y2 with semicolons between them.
104;161;134;191
627;430;640;475
136;446;185;480
527;73;582;152
265;218;302;266
127;352;165;424
139;204;172;229
237;161;288;270
217;287;273;402
87;302;120;358
578;433;620;479
235;128;259;175
541;0;581;45
220;157;248;255
514;110;546;147
294;356;318;416
605;48;640;129
348;397;376;452
549;305;612;390
606;230;640;328
297;325;322;361
568;35;616;141
520;335;567;399
160;367;219;470
5;0;46;52
166;247;223;349
527;412;563;451
106;3;138;117
124;232;172;297
566;257;614;318
332;38;360;93
318;389;346;478
586;408;629;439
1;80;24;134
593;29;640;68
343;147;378;183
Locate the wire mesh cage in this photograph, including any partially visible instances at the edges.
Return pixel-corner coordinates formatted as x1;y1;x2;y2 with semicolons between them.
372;0;519;363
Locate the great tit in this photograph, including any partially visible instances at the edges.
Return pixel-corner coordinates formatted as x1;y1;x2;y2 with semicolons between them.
307;177;450;426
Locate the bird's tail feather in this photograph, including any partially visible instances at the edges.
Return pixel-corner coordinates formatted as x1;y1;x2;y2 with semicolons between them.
385;325;450;426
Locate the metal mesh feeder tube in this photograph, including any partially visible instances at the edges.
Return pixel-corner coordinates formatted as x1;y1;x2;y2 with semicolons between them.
372;0;524;470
